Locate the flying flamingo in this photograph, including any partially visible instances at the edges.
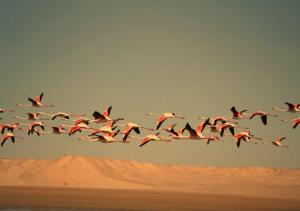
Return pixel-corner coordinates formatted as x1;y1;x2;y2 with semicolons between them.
38;126;67;135
272;137;290;148
0;123;22;134
1;132;23;147
249;111;277;125
219;123;249;137
162;124;186;140
146;112;185;130
118;122;154;141
73;118;90;126
230;106;248;119
67;123;92;136
272;102;300;113
88;120;118;136
79;130;122;143
230;131;262;148
23;122;45;135
15;112;49;120
16;93;54;107
206;136;221;145
200;117;239;133
92;106;123;124
182;118;211;140
42;112;86;120
282;117;300;129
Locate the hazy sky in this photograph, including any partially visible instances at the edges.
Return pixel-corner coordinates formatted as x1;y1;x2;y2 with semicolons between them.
0;0;299;167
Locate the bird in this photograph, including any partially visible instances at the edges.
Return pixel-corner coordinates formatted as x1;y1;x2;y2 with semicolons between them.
282;117;300;129
24;122;45;135
249;111;277;125
146;112;185;130
182;119;211;140
119;122;154;141
162;124;186;140
230;106;248;119
88;120;118;136
1;132;23;147
206;136;221;145
272;137;289;148
272;102;300;113
38;126;67;135
67;122;92;136
0;123;22;134
200;117;239;133
15;112;49;120
42;112;86;120
92;106;124;124
79;130;122;143
231;131;262;148
16;93;54;107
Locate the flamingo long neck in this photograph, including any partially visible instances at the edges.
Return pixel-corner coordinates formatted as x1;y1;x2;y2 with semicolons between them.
272;107;287;112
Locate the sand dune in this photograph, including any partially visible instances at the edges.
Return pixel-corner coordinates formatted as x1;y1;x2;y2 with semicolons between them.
0;155;299;199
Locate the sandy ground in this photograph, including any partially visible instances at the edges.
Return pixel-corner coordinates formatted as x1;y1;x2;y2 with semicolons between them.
0;186;299;211
0;156;299;210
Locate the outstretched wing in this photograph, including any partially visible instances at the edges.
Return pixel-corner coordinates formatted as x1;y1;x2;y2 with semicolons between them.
261;115;267;125
156;115;168;130
93;111;105;120
103;106;112;117
184;123;197;137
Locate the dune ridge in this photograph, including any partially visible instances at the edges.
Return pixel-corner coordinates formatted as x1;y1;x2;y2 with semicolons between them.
0;155;299;199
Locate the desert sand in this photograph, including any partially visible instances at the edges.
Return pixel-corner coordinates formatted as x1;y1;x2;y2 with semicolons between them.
0;155;299;210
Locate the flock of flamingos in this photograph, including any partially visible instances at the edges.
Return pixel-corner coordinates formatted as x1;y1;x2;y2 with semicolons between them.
0;93;299;148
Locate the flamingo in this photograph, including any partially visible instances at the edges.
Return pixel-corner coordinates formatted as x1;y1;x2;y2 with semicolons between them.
162;124;186;140
231;131;262;148
230;106;248;119
0;123;22;134
38;126;67;135
249;111;277;125
15;112;49;120
73;118;90;126
42;112;86;120
272;102;300;113
79;130;122;143
200;117;238;133
219;123;249;137
272;137;289;148
16;93;54;107
282;117;300;129
1;133;23;147
129;132;172;147
67;123;91;136
88;120;118;136
24;122;45;135
206;136;221;145
182;119;211;140
92;106;123;124
118;122;154;141
146;112;185;130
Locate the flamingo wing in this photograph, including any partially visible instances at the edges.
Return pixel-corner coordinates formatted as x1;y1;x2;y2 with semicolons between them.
261;115;267;125
36;93;44;102
93;111;105;120
103;106;112;117
28;98;36;105
139;138;151;147
285;102;294;109
184;123;197;137
156;115;168;130
293;121;300;129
